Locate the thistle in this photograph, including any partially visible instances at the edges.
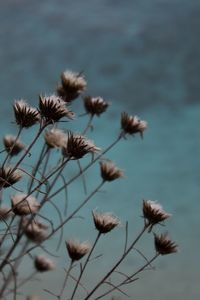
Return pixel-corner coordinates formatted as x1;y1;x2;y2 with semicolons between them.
66;240;91;261
154;233;178;255
3;135;25;156
22;218;48;243
0;166;22;188
121;112;147;137
100;160;123;182
92;210;120;234
34;255;55;272
11;193;40;216
44;128;67;148
84;96;109;116
13;100;40;128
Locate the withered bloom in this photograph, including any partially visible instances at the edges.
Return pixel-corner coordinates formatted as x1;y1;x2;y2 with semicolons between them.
66;240;90;261
92;210;120;234
100;160;123;182
143;200;171;230
121;112;147;137
62;132;100;159
84;96;109;116
0;166;22;188
13;100;40;128
22;218;48;243
154;233;178;255
11;193;40;216
0;207;13;221
3;135;25;156
44;128;67;148
39;95;74;123
57;70;87;102
34;255;55;272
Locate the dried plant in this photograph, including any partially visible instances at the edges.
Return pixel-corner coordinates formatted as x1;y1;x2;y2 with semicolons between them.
0;69;177;300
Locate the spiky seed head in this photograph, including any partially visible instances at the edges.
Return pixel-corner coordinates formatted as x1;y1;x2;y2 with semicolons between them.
66;240;91;261
11;193;40;216
0;207;13;221
100;160;123;182
57;70;87;102
39;95;75;123
22;218;48;243
44;128;68;148
62;132;100;159
13;100;40;128
154;233;178;255
143;200;171;230
3;135;25;156
121;112;147;137
34;255;55;272
92;210;120;234
84;96;109;116
0;166;22;188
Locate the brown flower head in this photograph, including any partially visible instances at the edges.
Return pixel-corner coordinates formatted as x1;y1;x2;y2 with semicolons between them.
0;206;13;221
62;132;100;159
39;95;74;123
84;96;109;116
100;160;123;182
34;255;55;272
11;193;40;216
143;200;171;230
154;233;178;255
57;70;87;102
66;240;91;261
22;218;48;243
92;210;120;234
121;112;147;137
3;135;25;156
44;128;67;148
0;166;22;188
13;100;40;128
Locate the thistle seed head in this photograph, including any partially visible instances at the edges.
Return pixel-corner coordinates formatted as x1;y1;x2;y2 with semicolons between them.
92;210;120;234
100;160;123;182
39;95;75;123
0;206;13;221
143;200;171;229
11;193;40;216
154;233;178;255
3;135;25;156
62;132;100;159
57;70;87;102
13;100;40;128
84;96;109;116
34;255;55;272
66;239;91;261
22;218;48;243
0;166;22;188
121;112;147;137
44;128;68;148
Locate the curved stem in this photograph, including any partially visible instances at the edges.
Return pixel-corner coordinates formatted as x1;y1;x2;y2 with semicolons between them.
58;260;74;299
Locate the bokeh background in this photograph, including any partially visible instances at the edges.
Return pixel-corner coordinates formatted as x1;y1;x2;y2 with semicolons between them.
0;0;200;299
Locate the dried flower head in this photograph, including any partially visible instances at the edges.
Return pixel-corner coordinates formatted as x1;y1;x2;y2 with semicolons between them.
22;218;48;243
62;132;100;159
39;95;74;123
121;112;147;137
66;240;91;261
154;233;178;255
57;70;87;102
100;160;123;182
84;96;109;116
0;166;22;188
0;206;13;221
3;135;25;156
34;255;55;272
11;193;40;216
13;100;40;128
143;200;171;230
44;128;67;148
92;210;120;234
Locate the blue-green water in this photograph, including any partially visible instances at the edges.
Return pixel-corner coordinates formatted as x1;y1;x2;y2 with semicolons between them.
0;1;200;299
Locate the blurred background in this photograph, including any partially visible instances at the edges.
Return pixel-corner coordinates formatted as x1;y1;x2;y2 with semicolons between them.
0;0;200;299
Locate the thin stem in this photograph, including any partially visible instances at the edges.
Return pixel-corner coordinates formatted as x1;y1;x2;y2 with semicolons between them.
82;115;93;135
58;260;74;299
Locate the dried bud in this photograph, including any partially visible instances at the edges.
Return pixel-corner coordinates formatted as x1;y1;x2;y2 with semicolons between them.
143;200;171;230
3;135;25;156
22;218;48;243
44;128;67;148
57;70;87;102
39;95;74;123
13;100;40;128
0;166;22;188
66;240;91;261
0;207;13;221
121;112;147;137
34;255;55;272
92;210;120;234
154;233;178;255
100;160;123;182
84;96;109;116
62;132;100;159
11;193;40;216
